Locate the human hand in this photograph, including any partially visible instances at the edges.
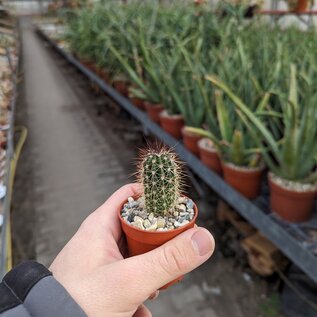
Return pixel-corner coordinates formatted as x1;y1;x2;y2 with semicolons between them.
50;184;215;317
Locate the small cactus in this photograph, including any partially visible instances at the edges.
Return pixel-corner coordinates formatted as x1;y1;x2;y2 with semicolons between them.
137;148;182;216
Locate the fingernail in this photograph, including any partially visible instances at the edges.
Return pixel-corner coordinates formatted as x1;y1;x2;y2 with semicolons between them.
191;229;213;256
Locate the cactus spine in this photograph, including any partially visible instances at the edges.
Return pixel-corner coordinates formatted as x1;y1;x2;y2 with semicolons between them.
138;149;182;216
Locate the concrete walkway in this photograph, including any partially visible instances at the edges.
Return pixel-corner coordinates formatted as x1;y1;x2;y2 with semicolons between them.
12;18;267;317
19;19;132;265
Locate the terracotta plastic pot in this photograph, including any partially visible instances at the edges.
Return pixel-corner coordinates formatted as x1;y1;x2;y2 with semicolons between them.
181;128;202;156
269;176;317;223
130;97;145;111
80;59;91;69
198;138;222;175
118;197;198;289
113;80;129;96
144;102;164;124
159;111;184;139
222;162;264;199
85;61;97;73
291;0;309;12
96;68;109;83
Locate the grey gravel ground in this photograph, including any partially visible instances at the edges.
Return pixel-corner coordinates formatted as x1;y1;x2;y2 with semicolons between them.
11;17;270;317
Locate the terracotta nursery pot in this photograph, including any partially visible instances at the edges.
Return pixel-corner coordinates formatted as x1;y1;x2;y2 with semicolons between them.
269;175;317;223
130;97;145;110
144;102;164;124
181;128;202;156
198;138;222;176
118;197;198;289
113;80;129;96
86;61;97;73
159;110;184;139
96;68;109;83
291;0;309;12
222;162;264;199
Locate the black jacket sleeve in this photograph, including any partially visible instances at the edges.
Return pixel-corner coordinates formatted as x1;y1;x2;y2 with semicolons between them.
0;261;87;317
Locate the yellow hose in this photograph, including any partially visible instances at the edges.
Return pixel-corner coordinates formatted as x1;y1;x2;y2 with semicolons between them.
5;125;28;272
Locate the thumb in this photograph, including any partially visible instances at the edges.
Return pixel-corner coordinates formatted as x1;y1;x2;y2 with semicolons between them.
114;227;215;302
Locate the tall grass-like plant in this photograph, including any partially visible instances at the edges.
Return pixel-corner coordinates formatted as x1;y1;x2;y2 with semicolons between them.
208;65;317;183
186;88;267;167
61;1;317;177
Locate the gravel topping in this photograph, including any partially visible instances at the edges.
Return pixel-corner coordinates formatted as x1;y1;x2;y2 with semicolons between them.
198;138;217;152
224;162;264;172
121;196;195;231
270;173;317;193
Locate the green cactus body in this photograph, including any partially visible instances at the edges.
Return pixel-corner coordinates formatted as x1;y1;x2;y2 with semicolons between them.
140;150;181;216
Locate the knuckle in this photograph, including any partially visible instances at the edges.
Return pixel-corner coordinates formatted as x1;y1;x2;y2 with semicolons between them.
160;244;189;276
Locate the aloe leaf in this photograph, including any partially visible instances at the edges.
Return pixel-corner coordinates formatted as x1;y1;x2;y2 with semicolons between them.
288;64;298;114
230;130;244;166
215;90;232;142
256;92;271;112
236;109;279;174
109;45;158;102
206;75;280;161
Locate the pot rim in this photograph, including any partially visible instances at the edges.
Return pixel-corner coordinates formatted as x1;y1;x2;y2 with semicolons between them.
159;109;183;119
129;95;144;100
269;172;317;194
222;161;265;173
118;195;198;235
144;102;164;109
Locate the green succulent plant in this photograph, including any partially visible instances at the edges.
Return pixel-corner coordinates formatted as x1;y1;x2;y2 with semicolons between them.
61;1;317;180
186;89;264;168
137;149;182;217
208;65;317;183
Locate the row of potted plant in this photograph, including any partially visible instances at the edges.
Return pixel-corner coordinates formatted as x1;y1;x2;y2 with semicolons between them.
59;1;317;223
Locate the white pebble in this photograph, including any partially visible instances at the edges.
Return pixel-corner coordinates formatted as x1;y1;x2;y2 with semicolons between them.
178;197;187;204
128;197;134;203
132;219;144;230
157;218;166;229
186;200;194;209
147;222;158;231
177;204;186;212
143;219;151;228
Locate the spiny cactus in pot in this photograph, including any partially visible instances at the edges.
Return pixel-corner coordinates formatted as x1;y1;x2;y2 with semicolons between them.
140;150;182;217
118;148;198;287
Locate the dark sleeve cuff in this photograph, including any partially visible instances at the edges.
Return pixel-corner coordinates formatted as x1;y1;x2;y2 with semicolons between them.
0;261;87;317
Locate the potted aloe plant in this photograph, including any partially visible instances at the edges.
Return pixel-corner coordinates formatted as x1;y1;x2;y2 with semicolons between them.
212;65;317;222
156;51;186;139
118;147;198;288
187;88;266;198
106;5;175;124
109;42;166;124
165;65;208;153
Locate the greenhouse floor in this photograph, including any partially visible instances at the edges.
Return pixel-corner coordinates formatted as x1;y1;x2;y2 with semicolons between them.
11;18;270;317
